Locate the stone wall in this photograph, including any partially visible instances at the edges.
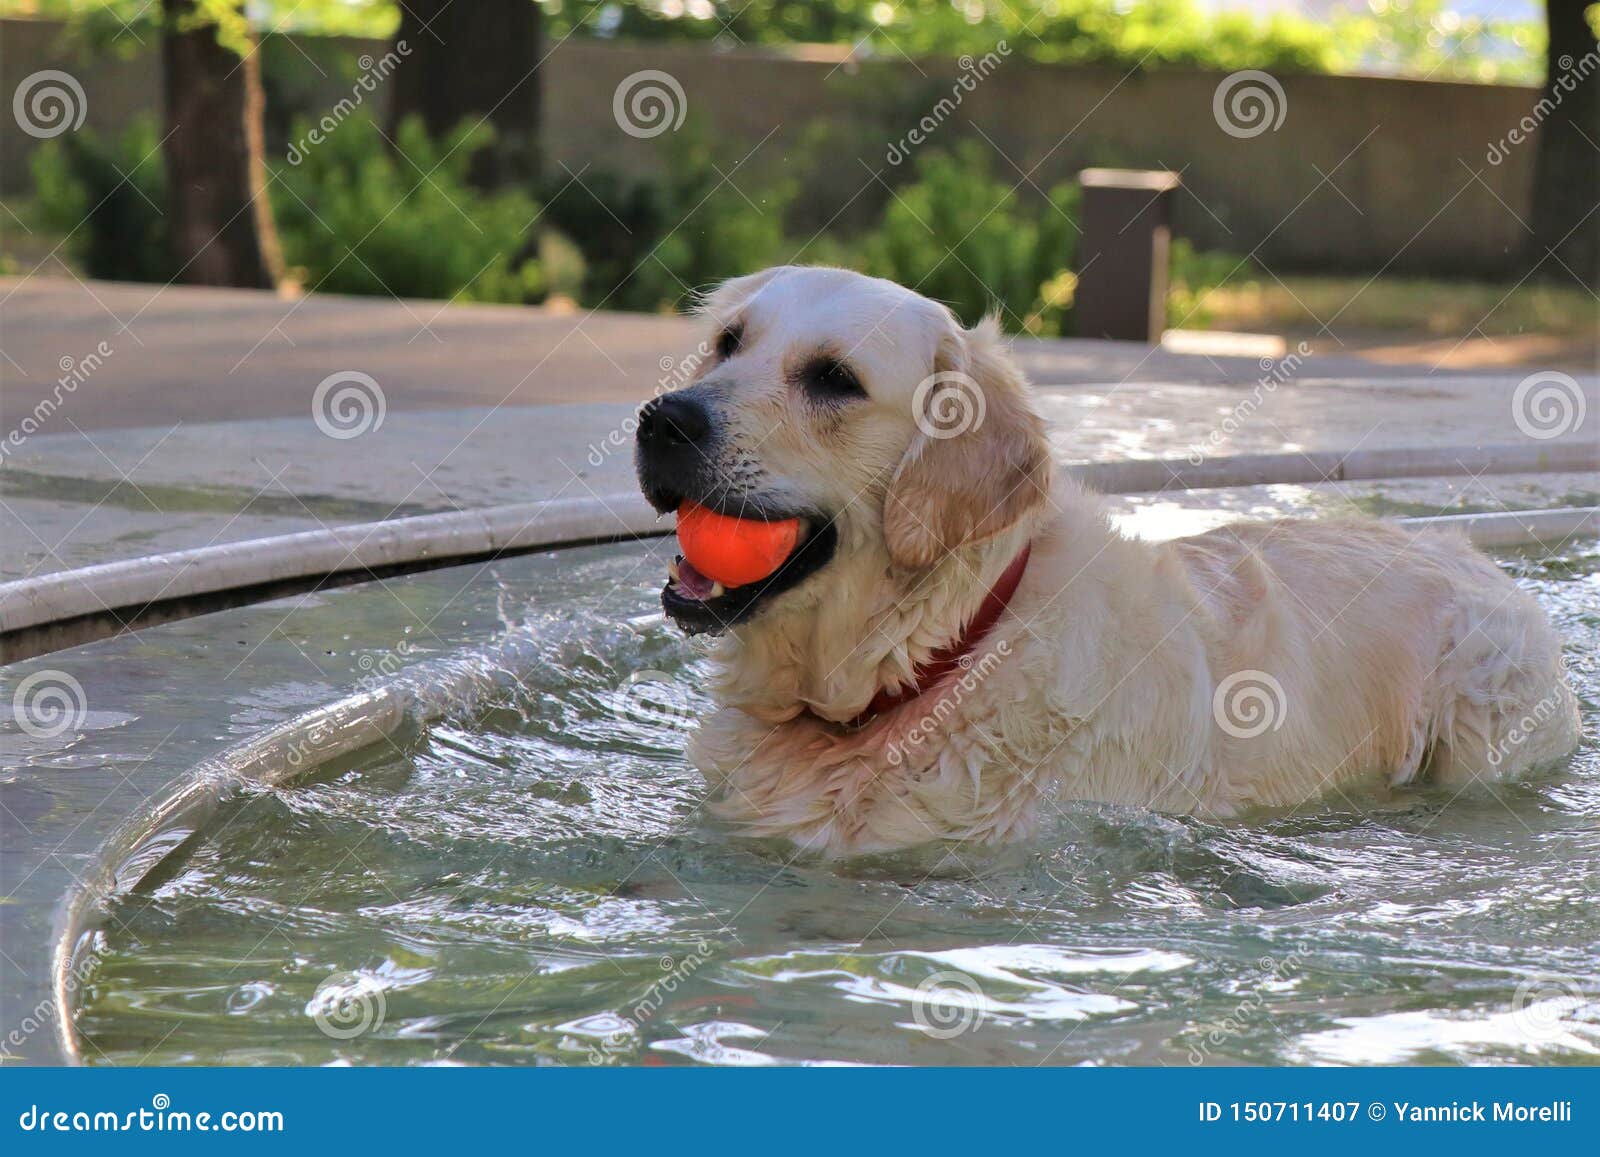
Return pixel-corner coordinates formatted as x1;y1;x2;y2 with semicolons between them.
1;19;1547;277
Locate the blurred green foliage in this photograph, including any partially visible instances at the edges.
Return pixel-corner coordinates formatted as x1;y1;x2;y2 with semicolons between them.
13;1;1555;329
1;0;1552;84
843;144;1078;332
777;143;1084;334
30;117;172;281
545;0;1548;84
860;145;1043;325
271;114;546;302
22;112;1226;336
29;108;558;301
540;132;793;312
1166;239;1254;327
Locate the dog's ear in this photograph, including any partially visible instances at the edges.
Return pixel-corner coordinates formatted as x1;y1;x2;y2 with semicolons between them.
883;317;1052;570
694;267;790;324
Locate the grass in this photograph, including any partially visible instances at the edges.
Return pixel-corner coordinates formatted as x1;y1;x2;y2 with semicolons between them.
1187;275;1597;339
3;190;1591;351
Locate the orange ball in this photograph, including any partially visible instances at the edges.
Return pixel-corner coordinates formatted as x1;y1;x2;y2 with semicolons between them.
675;501;802;587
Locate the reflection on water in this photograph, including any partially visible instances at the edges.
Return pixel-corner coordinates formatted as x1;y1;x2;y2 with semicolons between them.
77;544;1600;1066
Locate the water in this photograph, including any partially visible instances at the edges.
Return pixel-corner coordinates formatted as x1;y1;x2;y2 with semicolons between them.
75;542;1600;1066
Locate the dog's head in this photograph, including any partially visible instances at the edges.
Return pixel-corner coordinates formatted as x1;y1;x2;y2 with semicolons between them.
636;266;1051;636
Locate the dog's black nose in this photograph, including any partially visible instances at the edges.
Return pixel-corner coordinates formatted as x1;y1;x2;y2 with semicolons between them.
638;393;710;449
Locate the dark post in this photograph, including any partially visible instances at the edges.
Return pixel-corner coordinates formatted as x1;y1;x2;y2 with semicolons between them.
1074;169;1181;342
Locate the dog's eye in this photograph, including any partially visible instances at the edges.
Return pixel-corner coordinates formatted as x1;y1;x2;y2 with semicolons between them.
716;325;742;360
797;356;866;402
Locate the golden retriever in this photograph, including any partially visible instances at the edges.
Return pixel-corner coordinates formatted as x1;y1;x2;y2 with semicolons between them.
634;266;1581;856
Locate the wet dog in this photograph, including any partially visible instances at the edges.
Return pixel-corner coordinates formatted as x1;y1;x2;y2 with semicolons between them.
635;266;1581;855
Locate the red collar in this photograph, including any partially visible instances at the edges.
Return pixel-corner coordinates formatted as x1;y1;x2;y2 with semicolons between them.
846;542;1032;727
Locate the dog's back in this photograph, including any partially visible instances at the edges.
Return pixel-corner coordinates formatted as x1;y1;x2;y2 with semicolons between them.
1173;517;1580;810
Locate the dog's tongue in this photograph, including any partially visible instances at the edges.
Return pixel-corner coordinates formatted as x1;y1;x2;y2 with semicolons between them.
674;556;718;601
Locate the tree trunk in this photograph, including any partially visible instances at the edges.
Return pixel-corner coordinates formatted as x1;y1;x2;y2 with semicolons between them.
386;0;542;189
1526;0;1599;287
160;0;283;289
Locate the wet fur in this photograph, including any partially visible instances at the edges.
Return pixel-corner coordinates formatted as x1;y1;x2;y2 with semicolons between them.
665;268;1581;855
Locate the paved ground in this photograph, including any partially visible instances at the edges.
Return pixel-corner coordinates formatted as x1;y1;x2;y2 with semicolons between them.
0;276;1510;431
1301;328;1598;374
2;277;1594;583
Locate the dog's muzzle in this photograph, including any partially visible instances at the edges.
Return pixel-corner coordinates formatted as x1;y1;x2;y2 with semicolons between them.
632;389;837;635
634;392;714;515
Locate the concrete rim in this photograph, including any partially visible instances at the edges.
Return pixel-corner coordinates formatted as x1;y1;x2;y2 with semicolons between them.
49;620;555;1065
4;441;1595;664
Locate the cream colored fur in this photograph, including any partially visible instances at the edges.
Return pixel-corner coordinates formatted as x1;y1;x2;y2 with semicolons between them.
673;267;1582;856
